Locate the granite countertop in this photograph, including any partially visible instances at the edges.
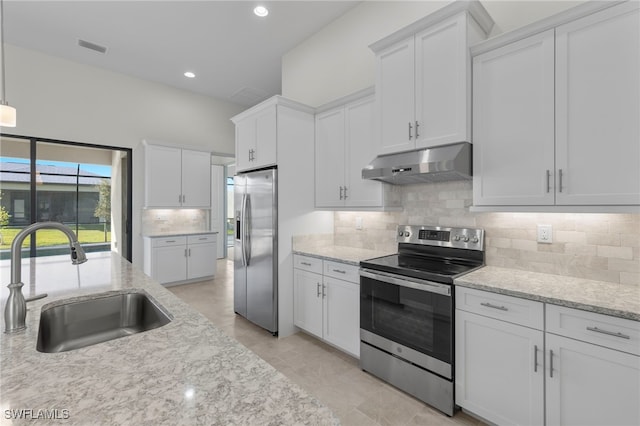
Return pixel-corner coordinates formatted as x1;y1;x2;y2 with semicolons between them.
455;266;640;321
292;241;393;266
142;231;219;238
0;252;337;425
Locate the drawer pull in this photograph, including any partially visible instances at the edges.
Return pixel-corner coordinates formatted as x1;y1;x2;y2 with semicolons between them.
549;349;554;378
199;237;208;240
534;345;539;373
317;282;321;297
333;269;346;274
165;240;176;243
301;262;312;266
480;302;509;311
586;326;630;340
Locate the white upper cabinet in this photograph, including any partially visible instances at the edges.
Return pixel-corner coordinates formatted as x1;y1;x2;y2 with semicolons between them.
473;30;556;206
234;105;277;172
472;1;640;209
555;3;640;205
181;149;213;207
315;107;347;207
144;143;211;208
370;1;493;156
315;92;392;209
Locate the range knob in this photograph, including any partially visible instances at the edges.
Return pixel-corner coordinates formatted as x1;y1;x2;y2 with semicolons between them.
471;236;479;244
454;235;460;241
398;231;404;237
462;236;470;243
404;231;411;237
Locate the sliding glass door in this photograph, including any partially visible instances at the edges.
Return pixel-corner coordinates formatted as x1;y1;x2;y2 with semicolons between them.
0;135;132;261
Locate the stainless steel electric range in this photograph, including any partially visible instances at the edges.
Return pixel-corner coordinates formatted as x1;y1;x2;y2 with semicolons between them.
359;225;485;416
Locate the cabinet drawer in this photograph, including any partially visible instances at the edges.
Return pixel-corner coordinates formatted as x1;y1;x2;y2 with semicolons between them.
324;260;359;283
294;254;323;274
456;286;544;330
546;304;640;356
187;234;217;245
150;236;187;248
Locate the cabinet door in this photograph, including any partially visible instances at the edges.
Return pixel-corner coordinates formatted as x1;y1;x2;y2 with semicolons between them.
415;13;468;148
323;276;360;357
187;242;217;280
555;3;640;205
455;310;544;426
253;105;277;169
235;117;256;172
293;268;323;338
375;37;416;155
473;30;555;206
345;96;382;208
181;149;211;207
145;145;182;207
153;245;187;284
546;333;640;426
315;108;346;207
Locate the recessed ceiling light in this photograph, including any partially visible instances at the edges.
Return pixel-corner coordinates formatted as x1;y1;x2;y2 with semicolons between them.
253;6;268;17
184;72;196;78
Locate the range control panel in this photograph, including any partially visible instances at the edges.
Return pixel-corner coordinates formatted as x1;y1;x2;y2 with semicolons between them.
396;225;484;251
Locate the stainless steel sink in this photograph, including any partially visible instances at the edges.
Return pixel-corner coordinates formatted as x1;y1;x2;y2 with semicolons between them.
36;291;172;353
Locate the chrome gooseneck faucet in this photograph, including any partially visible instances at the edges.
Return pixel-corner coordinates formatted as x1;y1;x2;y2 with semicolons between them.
4;222;88;333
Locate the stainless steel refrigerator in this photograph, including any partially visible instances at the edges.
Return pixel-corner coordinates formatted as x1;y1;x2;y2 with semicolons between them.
234;167;278;335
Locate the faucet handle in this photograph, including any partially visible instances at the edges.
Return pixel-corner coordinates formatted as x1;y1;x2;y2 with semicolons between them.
25;293;48;303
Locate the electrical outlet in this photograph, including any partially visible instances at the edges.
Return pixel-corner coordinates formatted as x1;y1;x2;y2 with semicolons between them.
537;224;552;244
355;216;363;230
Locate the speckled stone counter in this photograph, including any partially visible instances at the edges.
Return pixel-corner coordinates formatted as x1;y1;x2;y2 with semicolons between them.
292;235;393;266
0;252;338;425
455;266;640;321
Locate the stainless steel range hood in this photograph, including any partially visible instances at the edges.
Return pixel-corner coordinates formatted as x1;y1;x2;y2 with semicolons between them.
362;142;472;185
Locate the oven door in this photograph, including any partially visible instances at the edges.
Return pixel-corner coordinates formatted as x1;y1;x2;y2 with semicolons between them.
360;268;453;379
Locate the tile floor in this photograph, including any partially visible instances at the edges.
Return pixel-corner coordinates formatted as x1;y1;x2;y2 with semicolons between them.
168;258;486;426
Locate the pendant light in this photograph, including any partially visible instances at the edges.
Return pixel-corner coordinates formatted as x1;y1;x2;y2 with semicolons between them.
0;0;17;127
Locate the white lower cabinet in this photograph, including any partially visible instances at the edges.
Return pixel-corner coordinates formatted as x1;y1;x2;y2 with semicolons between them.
456;286;640;426
293;254;360;357
144;233;217;285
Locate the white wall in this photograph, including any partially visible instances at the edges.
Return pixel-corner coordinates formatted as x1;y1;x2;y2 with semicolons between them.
282;0;583;107
4;44;245;267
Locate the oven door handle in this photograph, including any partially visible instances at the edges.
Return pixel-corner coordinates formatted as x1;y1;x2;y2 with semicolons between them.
360;269;451;297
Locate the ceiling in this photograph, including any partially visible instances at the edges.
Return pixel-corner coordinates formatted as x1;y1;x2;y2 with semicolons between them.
3;1;359;107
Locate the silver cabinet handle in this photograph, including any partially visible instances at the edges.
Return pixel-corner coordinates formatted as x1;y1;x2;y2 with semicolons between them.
480;302;508;311
408;122;413;140
534;345;539;372
558;169;563;193
178;194;182;204
300;262;312;266
546;170;551;193
184;248;187;257
322;284;326;298
586;326;630;340
182;194;186;204
339;186;344;200
549;349;554;378
415;121;419;138
316;282;321;297
165;240;176;243
188;248;191;256
333;269;346;274
199;237;208;241
343;186;348;200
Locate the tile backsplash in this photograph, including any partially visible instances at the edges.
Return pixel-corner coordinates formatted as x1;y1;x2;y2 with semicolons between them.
142;209;209;235
334;181;640;286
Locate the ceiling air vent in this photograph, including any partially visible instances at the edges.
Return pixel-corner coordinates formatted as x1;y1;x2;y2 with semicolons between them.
77;39;107;54
229;87;269;106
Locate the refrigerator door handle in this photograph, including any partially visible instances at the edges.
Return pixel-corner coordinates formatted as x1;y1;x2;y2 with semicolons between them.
245;194;252;266
241;193;248;267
